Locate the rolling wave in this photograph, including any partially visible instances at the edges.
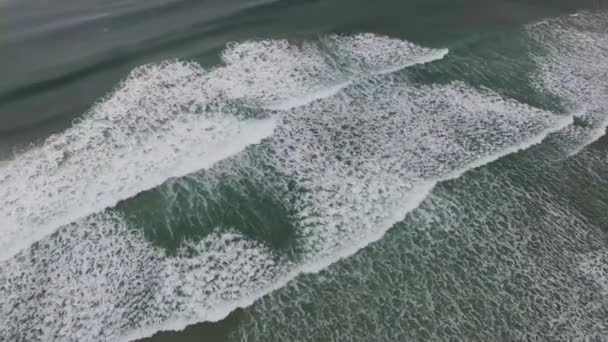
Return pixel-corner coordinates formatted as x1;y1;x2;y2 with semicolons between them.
0;60;278;263
0;34;445;262
0;78;570;340
1;12;603;340
265;78;571;270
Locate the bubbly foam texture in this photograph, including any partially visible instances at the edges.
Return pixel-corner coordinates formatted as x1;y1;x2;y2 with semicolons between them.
0;212;292;341
263;77;569;266
234;14;607;340
580;252;608;296
529;13;608;155
320;33;449;76
230;20;608;335
262;34;448;110
215;34;447;110
0;34;445;262
234;154;608;341
0;31;576;341
0;34;450;340
0;61;277;263
0;76;569;341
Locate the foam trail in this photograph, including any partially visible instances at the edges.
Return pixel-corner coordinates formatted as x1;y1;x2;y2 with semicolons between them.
529;13;608;155
0;34;447;262
267;81;352;111
580;115;608;149
298;182;436;273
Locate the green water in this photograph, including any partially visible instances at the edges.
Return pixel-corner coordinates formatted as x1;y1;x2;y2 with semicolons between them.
1;1;608;341
145;8;608;341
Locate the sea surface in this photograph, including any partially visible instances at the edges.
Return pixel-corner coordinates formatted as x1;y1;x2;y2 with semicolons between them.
1;0;608;341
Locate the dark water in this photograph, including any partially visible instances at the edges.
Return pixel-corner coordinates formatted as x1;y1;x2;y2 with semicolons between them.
1;1;608;341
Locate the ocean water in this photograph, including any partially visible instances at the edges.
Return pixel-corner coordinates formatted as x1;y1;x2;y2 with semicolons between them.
1;1;608;341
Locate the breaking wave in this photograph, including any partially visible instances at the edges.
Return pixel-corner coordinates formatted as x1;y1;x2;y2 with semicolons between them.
0;34;446;262
2;14;602;340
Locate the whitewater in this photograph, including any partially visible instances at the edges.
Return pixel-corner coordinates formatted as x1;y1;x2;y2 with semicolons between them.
1;12;608;342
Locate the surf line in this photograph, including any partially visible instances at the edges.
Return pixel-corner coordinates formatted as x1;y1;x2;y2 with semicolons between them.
122;114;573;342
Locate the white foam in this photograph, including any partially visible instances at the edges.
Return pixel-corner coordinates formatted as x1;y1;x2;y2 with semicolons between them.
0;32;573;341
267;81;352;111
320;33;448;76
580;252;608;295
233;142;608;342
529;13;608;155
130;77;569;338
0;106;566;341
0;212;298;341
0;34;447;262
440;114;574;180
267;46;449;111
264;77;571;269
562;111;608;157
214;34;447;110
0;60;278;263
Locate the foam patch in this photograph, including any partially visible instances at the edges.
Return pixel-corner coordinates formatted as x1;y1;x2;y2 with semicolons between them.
0;33;450;340
529;13;608;155
233;158;608;341
0;212;292;341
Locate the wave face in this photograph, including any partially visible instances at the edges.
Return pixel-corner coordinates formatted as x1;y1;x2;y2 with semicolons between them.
0;34;445;263
529;13;608;155
0;25;579;340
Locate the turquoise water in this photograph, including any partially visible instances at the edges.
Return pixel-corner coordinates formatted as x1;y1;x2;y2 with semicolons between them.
1;1;608;341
